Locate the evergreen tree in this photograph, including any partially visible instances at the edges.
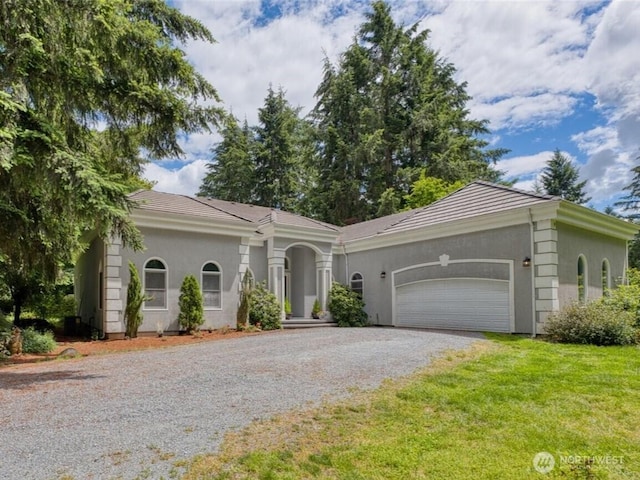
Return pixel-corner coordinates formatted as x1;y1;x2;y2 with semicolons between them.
403;173;465;210
540;149;590;204
310;0;506;224
253;85;302;210
199;115;254;202
616;157;640;218
178;275;204;334
0;0;222;315
124;262;145;338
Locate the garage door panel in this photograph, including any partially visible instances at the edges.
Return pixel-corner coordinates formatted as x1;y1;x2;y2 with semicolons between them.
395;278;511;332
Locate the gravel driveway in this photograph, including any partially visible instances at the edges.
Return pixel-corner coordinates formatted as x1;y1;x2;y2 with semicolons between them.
0;327;482;480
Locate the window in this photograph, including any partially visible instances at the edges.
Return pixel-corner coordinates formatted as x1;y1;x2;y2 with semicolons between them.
577;255;587;304
202;262;222;309
350;272;364;297
144;259;167;309
602;259;610;295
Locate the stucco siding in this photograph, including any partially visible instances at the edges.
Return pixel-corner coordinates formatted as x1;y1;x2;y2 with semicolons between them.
289;246;316;317
557;223;627;306
345;224;534;333
120;227;243;333
249;245;268;283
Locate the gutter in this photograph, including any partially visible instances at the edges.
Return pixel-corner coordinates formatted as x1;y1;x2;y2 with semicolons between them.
528;208;537;338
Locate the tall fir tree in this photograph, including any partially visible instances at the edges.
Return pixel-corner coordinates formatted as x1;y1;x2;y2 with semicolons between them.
540;149;590;204
253;85;302;210
310;0;506;224
198;115;254;202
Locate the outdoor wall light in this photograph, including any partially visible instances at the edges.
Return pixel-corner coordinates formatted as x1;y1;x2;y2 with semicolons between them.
522;257;532;267
380;271;386;279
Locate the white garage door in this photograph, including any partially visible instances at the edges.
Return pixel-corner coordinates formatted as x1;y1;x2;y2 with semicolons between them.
395;278;511;332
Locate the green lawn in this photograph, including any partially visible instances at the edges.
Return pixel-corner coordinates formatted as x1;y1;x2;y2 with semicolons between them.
183;335;640;479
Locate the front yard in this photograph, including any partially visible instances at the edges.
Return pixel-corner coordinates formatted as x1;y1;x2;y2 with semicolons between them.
184;334;640;479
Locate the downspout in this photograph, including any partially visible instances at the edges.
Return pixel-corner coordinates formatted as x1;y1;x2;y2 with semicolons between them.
528;208;537;338
342;243;350;285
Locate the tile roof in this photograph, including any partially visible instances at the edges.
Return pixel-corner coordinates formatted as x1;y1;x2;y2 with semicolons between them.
130;190;339;233
340;181;556;242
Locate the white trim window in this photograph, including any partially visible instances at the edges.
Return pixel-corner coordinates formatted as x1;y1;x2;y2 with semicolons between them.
202;262;222;309
577;255;587;304
144;259;167;309
350;272;364;297
602;258;611;295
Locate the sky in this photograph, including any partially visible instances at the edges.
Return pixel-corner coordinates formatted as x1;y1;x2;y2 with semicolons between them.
145;0;640;212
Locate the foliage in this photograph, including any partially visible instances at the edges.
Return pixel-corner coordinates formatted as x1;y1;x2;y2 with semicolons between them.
601;267;640;324
0;0;223;322
178;275;205;334
540;149;590;204
236;270;253;330
311;298;322;318
21;326;57;354
249;282;281;331
615;154;640;217
199;115;255;202
284;297;292;316
124;262;145;338
327;282;367;327
310;1;506;224
376;188;402;217
403;173;465;210
545;302;637;346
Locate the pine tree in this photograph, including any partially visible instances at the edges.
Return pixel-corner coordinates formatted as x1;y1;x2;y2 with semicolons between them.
124;262;145;338
540;149;590;204
199;115;254;202
310;0;506;224
253;85;302;210
178;275;204;334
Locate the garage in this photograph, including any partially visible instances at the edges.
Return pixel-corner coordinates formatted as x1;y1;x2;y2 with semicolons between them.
394;278;512;332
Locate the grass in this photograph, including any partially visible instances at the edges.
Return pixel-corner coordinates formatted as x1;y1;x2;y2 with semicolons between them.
182;335;640;479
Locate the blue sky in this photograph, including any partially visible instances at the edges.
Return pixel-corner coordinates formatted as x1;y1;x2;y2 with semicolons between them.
147;0;640;213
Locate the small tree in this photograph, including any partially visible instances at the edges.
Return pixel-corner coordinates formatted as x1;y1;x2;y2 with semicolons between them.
178;275;204;334
540;149;590;204
237;270;253;330
124;262;145;338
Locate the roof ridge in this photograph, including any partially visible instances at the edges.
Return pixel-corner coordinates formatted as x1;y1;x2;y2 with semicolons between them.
188;195;255;223
471;180;558;201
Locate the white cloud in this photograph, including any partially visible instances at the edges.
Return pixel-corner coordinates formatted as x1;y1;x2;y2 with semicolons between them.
497;151;554;180
143;159;209;196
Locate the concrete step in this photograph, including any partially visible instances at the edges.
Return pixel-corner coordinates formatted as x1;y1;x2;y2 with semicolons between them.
282;318;338;329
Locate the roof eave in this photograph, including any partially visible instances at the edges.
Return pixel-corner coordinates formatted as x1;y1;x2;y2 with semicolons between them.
556;201;639;240
132;209;259;237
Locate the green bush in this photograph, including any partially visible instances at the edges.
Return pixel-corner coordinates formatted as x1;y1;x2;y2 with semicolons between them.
178;275;205;333
125;261;145;338
249;282;281;330
328;282;368;327
21;326;57;353
545;302;637;346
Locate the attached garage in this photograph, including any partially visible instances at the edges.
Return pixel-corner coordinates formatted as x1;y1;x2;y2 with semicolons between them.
394;277;513;333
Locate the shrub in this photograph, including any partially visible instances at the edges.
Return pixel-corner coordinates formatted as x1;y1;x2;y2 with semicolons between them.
178;275;205;333
545;302;637;346
237;271;253;330
21;326;57;353
124;262;145;338
249;282;281;331
311;298;321;318
602;272;640;326
328;282;367;327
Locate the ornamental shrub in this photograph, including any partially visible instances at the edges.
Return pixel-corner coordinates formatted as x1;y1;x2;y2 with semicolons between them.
328;282;368;327
249;282;281;330
124;261;145;338
237;271;253;330
545;302;637;346
21;326;57;353
178;275;204;333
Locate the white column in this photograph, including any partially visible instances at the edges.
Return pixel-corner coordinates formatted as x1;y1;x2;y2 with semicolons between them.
315;253;332;311
267;239;286;321
104;236;123;336
533;220;559;333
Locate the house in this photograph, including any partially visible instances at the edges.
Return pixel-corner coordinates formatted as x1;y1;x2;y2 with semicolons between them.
75;181;638;338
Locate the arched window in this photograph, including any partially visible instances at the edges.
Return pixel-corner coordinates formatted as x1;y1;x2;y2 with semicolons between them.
577;255;587;303
144;259;167;309
602;259;611;295
202;262;222;309
350;272;364;297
